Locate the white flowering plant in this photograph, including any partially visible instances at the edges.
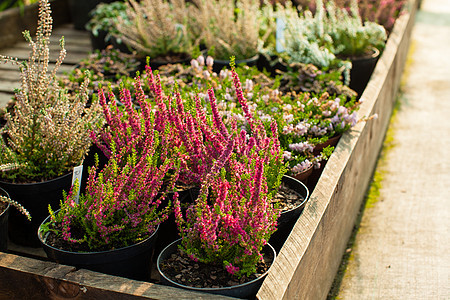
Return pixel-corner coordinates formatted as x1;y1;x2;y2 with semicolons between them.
0;0;103;182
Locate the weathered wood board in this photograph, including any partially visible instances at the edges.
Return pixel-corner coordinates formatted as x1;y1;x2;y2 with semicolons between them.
0;253;235;300
256;1;417;299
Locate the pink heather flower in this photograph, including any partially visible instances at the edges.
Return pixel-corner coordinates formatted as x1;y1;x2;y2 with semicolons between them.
322;110;332;117
225;263;240;276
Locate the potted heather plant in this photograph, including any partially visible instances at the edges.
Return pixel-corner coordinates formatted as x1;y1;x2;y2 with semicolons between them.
190;0;269;72
38;78;181;280
0;0;103;247
158;138;278;298
114;0;196;70
85;1;129;50
317;0;387;95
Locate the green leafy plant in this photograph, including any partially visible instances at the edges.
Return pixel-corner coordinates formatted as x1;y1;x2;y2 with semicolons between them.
85;1;129;43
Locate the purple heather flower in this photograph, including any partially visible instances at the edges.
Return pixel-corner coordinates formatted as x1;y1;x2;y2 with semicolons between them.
283;151;293;161
206;56;214;67
245;79;254;91
190;59;199;69
197;55;205;66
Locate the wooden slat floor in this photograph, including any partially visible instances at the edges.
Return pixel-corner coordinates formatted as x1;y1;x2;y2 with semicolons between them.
0;23;91;108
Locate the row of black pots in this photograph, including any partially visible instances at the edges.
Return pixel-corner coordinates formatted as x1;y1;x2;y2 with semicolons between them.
0;172;309;298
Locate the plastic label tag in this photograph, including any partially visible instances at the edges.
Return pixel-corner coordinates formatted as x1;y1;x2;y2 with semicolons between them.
276;17;286;53
71;165;83;203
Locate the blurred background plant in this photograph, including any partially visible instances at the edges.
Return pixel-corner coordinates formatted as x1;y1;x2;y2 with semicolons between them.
115;0;196;62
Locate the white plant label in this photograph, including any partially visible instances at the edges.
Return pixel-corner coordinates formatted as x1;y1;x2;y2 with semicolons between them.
276;17;286;53
71;165;83;203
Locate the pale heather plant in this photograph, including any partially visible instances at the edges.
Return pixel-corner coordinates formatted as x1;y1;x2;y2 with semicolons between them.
115;0;195;59
0;0;103;182
191;0;263;60
275;2;338;68
321;0;387;57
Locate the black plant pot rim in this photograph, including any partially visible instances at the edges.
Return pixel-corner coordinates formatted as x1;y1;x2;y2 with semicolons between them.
214;54;260;64
0;186;10;217
344;47;380;62
279;175;310;216
157;238;276;293
0;172;72;186
38;211;159;257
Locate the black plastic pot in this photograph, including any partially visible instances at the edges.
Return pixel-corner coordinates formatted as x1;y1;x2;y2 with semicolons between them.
136;53;192;72
0;188;10;252
68;0;116;30
348;48;381;97
157;238;276;299
269;175;310;252
89;30;109;50
213;54;260;73
38;217;159;281
0;173;72;247
257;54;288;76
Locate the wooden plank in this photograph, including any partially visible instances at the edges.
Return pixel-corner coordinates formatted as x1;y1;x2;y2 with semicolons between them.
0;48;89;65
0;62;74;74
0;0;70;49
0;80;18;93
256;1;417;299
12;40;92;54
0;92;13;108
0;252;235;299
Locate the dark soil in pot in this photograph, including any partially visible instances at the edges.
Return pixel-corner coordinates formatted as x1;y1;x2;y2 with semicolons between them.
158;239;275;298
39;217;159;281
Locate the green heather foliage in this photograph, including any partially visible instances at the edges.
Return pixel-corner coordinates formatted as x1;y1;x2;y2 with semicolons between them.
86;1;129;43
0;0;103;182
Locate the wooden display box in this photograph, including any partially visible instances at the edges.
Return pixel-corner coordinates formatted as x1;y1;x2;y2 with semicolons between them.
0;0;417;298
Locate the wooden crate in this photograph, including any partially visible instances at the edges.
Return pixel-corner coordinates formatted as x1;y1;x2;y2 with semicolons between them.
0;0;417;298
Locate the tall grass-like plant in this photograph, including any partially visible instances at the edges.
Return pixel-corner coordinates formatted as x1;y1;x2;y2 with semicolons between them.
115;0;195;60
0;0;103;182
191;0;265;60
